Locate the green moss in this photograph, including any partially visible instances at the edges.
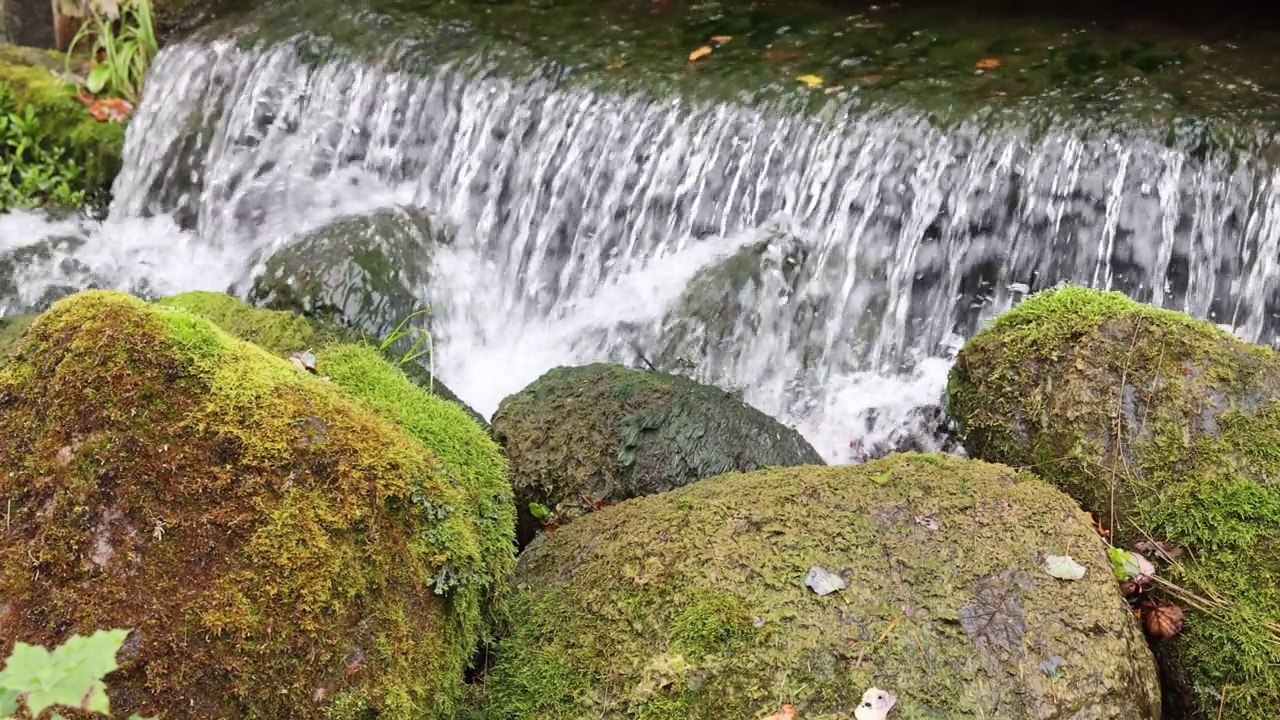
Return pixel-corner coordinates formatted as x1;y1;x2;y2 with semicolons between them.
313;342;515;620
492;363;823;544
948;284;1280;719
0;290;499;719
157;290;488;426
0;46;124;210
486;454;1160;719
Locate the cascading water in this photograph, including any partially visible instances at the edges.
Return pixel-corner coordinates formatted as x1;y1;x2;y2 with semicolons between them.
3;34;1280;463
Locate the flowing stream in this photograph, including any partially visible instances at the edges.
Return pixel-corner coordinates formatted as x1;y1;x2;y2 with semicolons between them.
3;35;1280;463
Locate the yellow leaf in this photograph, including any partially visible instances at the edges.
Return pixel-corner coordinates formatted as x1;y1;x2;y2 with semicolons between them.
710;35;732;44
688;45;713;62
796;74;824;88
607;57;628;70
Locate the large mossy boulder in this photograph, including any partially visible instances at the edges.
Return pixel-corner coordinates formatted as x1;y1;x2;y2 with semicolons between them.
157;290;488;427
485;454;1161;719
245;206;443;344
948;285;1280;719
491;363;824;544
0;46;123;210
0;290;513;719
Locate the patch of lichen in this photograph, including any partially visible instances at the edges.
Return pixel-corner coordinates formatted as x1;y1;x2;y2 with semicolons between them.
485;453;1160;720
491;363;824;545
0;46;124;209
0;290;493;719
948;284;1280;719
156;290;488;426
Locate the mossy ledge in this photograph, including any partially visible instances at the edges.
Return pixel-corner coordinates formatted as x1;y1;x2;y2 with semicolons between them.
0;290;503;719
485;454;1160;719
0;46;124;209
156;290;488;427
948;284;1280;719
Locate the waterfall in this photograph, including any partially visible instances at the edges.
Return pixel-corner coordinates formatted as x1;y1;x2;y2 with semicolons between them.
3;36;1279;463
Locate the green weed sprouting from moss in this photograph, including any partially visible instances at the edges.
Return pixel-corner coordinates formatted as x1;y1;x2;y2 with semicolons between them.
379;308;435;391
0;629;156;720
0;88;87;209
63;0;159;105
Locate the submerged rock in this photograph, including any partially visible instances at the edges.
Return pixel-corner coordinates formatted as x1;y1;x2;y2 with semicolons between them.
0;290;513;719
246;206;444;344
491;363;823;545
948;285;1280;719
485;454;1160;720
158;290;488;427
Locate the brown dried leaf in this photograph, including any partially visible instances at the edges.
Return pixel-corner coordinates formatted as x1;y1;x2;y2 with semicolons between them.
975;57;1002;70
958;568;1029;650
1135;539;1184;562
689;45;713;62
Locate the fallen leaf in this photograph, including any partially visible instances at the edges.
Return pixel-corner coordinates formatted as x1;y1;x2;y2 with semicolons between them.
85;97;133;122
689;45;713;62
823;85;845;95
796;73;824;88
958;568;1029;650
1135;539;1184;562
913;515;940;532
607;57;628;70
804;565;846;596
1038;654;1065;676
854;687;897;720
761;703;796;720
860;74;882;85
710;34;732;44
1141;600;1185;640
975;57;1002;70
1109;548;1156;582
289;349;318;374
1042;554;1087;581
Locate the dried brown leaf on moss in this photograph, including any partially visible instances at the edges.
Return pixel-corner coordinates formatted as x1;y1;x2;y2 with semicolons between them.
688;46;713;62
958;569;1029;650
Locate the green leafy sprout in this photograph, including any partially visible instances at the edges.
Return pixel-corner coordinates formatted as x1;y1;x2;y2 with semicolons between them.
0;628;156;719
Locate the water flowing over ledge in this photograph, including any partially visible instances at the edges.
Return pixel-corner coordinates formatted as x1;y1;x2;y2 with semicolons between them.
4;36;1280;461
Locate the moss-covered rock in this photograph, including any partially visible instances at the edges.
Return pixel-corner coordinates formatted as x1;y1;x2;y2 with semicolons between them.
245;206;443;344
156;290;489;427
0;46;123;210
947;285;1280;719
0;290;510;719
485;453;1160;719
492;363;824;545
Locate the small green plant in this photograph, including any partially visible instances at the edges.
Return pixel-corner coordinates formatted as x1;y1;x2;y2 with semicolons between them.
0;89;88;209
63;0;159;105
0;628;156;719
378;308;435;392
